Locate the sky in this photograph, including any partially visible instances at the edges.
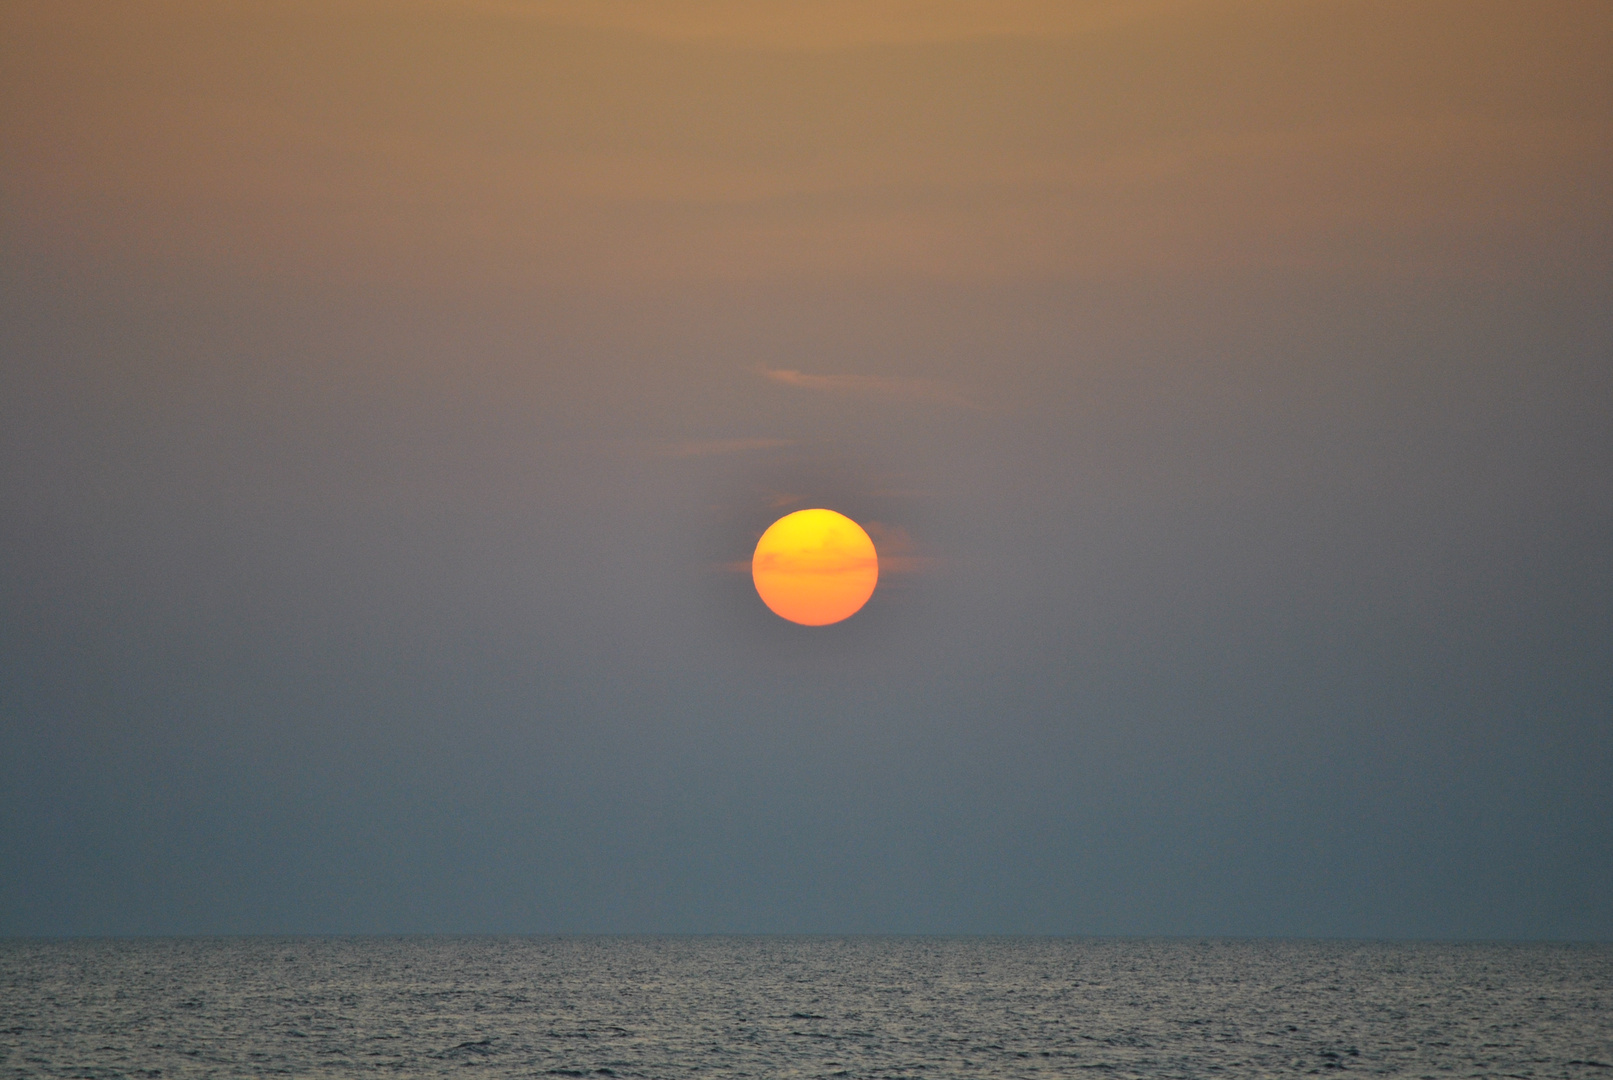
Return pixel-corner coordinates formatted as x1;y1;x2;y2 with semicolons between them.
1;0;1609;938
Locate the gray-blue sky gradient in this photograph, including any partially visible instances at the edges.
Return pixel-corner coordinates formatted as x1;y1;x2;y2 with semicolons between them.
2;0;1610;937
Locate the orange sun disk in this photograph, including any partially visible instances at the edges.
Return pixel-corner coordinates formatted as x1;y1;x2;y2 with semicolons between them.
751;509;879;626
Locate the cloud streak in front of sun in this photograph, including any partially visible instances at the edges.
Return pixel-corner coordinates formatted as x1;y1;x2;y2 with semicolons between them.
719;520;940;576
757;367;976;409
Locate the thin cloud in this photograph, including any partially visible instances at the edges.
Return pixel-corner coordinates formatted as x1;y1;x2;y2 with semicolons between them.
661;437;794;458
718;522;939;576
757;366;977;409
864;521;942;575
436;0;1193;50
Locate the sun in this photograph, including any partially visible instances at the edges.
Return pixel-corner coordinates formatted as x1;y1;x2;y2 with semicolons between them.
751;509;879;626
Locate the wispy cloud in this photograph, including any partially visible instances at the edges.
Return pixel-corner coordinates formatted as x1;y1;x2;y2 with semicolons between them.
717;521;939;576
442;1;1180;50
661;437;794;458
864;521;942;575
757;366;977;408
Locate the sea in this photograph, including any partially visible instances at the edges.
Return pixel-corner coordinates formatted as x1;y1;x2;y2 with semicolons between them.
2;937;1610;1078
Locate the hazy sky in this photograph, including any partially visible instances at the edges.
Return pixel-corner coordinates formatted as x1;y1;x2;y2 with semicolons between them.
2;0;1609;937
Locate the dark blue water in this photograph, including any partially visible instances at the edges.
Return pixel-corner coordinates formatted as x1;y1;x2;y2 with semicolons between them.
2;937;1609;1078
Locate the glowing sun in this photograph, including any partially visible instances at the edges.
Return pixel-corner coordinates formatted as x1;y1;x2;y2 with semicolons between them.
751;508;878;626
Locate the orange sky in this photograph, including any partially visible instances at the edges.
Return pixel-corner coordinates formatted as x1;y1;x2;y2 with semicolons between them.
5;0;1607;289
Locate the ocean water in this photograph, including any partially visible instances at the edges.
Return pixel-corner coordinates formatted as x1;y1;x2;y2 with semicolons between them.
2;937;1610;1078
